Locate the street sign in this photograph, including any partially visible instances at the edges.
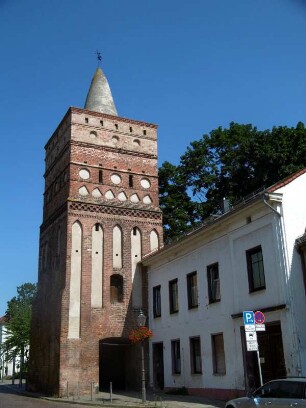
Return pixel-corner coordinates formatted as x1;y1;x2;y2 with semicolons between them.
246;341;258;351
245;324;256;332
243;311;255;325
245;331;257;342
243;310;264;386
254;311;265;324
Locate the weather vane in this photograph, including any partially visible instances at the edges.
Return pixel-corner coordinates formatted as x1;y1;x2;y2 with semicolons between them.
95;50;102;66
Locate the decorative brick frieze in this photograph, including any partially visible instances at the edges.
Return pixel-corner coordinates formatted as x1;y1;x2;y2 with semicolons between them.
71;139;157;159
69;201;162;220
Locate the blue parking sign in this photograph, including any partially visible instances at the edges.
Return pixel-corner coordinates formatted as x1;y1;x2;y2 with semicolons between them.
243;311;254;325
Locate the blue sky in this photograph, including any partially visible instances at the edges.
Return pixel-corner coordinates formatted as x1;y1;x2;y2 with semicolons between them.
0;0;305;316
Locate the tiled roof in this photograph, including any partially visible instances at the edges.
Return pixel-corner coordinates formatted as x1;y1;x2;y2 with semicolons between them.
143;166;306;263
0;315;7;324
296;232;306;247
267;167;306;192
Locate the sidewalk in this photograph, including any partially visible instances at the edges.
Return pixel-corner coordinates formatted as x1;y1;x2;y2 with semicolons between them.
0;380;225;408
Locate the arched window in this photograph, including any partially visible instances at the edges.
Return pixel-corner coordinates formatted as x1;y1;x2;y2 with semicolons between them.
56;227;61;257
43;241;48;270
110;274;123;303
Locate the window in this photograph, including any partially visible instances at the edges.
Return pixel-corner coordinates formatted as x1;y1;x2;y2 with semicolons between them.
110;274;123;303
153;286;161;318
43;242;48;270
212;333;226;375
190;337;202;374
99;170;103;183
171;340;181;374
207;263;221;303
129;126;133;132
253;379;306;399
115;123;118;129
254;381;281;398
187;272;198;309
169;279;179;313
246;246;266;292
129;175;134;187
56;227;61;257
278;381;305;399
143;129;147;135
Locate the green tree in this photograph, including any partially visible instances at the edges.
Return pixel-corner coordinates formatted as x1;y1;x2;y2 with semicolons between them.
1;283;37;377
159;161;198;243
160;122;306;241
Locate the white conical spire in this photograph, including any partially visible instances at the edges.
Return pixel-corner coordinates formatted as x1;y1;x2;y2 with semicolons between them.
84;67;118;115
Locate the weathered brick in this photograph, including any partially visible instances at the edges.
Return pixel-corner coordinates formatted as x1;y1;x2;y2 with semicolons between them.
28;108;163;396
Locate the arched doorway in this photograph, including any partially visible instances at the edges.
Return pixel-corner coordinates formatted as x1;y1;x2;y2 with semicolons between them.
99;337;135;391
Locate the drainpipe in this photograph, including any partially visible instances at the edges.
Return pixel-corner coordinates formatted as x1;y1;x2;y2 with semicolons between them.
262;193;302;376
263;193;281;216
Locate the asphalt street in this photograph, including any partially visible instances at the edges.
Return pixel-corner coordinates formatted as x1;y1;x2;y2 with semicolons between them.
0;385;69;408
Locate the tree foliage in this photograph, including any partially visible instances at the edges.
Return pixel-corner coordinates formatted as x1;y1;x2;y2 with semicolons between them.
159;161;198;242
1;283;37;365
159;122;306;242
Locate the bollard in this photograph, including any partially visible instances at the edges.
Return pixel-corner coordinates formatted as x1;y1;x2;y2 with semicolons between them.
110;382;113;403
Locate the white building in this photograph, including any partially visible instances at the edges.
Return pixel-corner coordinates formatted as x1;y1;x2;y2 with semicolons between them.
0;316;22;379
143;168;306;400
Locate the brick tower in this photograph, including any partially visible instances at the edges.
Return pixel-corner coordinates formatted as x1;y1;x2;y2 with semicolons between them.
28;67;163;396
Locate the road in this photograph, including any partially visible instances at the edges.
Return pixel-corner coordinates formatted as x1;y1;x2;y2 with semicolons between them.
0;385;72;408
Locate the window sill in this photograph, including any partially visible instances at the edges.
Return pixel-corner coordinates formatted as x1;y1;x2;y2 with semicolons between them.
170;310;179;315
188;305;198;310
208;299;221;305
249;287;266;294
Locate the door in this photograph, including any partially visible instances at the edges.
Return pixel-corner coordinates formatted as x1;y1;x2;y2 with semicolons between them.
242;321;286;391
257;323;286;383
99;338;131;391
152;342;164;390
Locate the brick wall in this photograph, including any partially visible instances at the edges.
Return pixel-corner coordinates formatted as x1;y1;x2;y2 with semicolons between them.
28;107;163;396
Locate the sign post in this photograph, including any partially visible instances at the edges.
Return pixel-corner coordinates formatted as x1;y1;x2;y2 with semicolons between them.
243;310;265;386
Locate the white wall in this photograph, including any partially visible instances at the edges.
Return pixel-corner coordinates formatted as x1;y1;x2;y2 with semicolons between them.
147;184;306;392
273;173;306;375
0;324;22;378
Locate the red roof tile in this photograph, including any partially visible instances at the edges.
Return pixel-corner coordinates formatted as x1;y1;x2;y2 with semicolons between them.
267;167;306;192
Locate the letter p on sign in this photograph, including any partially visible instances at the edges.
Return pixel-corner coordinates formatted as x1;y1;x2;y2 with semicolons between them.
243;311;255;325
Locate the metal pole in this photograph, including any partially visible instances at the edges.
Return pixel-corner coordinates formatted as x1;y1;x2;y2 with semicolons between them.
141;341;146;403
66;381;69;399
110;382;113;403
257;350;263;387
90;382;93;401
